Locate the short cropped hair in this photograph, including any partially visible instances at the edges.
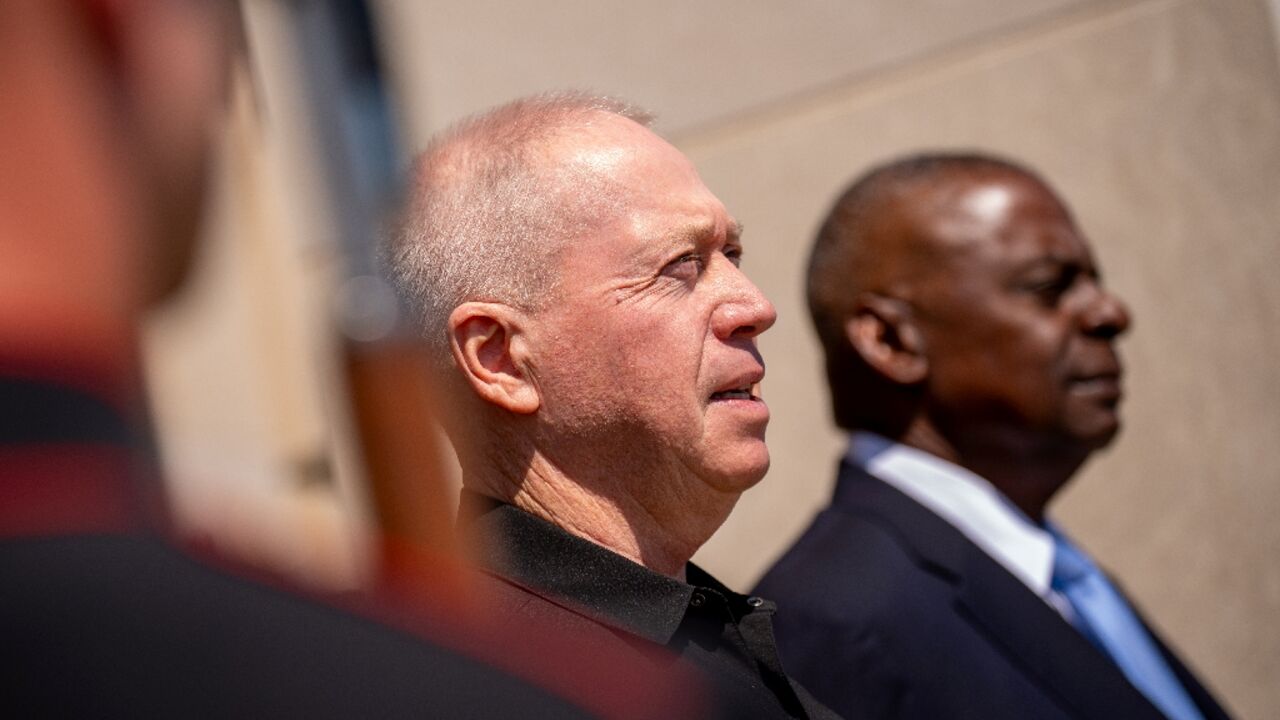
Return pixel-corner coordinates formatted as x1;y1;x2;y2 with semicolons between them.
807;152;1043;429
389;91;653;356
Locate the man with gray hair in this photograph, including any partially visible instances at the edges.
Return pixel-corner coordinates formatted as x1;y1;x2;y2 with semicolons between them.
392;93;837;720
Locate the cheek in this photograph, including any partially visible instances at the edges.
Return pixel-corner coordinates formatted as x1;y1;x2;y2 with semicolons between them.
615;321;709;436
930;317;1064;407
989;328;1078;426
596;299;707;374
535;306;704;425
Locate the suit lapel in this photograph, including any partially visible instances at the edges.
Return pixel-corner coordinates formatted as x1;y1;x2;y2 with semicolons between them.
953;544;1166;719
832;462;1168;720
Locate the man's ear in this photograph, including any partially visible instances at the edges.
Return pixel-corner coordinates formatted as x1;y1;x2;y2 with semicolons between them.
844;293;928;385
447;302;540;414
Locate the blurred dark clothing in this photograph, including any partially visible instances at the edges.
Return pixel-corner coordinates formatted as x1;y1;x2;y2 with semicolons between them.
0;362;596;718
753;460;1233;720
461;491;842;720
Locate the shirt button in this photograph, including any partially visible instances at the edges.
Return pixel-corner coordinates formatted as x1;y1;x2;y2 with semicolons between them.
746;596;764;608
690;592;706;608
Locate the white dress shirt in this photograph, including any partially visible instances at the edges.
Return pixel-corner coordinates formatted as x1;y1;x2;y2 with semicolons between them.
847;431;1076;619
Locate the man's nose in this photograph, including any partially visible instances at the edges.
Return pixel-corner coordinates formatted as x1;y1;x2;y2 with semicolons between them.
1082;285;1131;339
713;262;777;341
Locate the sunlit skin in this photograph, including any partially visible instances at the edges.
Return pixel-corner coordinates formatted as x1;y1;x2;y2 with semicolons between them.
451;114;776;576
851;168;1131;521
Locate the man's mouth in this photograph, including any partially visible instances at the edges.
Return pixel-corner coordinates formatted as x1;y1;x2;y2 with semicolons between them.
1069;371;1123;400
710;368;764;401
710;362;766;403
710;386;758;401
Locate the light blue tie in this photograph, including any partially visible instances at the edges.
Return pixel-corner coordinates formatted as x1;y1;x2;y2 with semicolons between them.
1050;530;1205;720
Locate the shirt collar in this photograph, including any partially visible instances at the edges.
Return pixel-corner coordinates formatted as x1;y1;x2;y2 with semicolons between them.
847;431;1056;595
461;491;715;645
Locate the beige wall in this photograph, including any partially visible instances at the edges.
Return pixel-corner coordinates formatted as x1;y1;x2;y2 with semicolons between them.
676;4;1280;717
145;0;1280;715
143;2;375;587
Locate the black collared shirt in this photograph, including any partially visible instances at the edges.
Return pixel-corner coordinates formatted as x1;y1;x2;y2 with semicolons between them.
461;492;841;720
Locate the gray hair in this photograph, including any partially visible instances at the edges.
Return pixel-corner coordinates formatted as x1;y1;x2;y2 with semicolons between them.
389;91;654;357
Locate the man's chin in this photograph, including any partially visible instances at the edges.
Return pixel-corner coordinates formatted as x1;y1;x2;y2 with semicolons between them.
701;453;770;494
1070;415;1122;451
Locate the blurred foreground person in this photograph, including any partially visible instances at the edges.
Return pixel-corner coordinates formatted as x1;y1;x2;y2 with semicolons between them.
755;154;1231;720
0;2;683;717
391;93;838;720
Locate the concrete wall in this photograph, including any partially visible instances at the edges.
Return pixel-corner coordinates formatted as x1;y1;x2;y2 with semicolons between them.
677;4;1280;715
145;0;1280;714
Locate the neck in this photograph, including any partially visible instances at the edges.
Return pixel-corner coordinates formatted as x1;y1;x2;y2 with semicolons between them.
897;419;1083;522
463;448;734;578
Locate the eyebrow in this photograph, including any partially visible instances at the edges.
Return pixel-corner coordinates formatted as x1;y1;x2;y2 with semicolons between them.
1011;254;1099;280
668;218;743;246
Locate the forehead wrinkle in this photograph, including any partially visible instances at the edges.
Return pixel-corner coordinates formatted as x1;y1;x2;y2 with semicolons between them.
671;214;741;247
621;213;718;256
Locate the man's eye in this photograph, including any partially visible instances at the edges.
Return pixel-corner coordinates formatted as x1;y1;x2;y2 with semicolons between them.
724;246;743;267
662;253;704;279
1026;275;1073;304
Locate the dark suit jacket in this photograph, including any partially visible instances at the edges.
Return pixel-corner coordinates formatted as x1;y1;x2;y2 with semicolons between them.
753;460;1233;720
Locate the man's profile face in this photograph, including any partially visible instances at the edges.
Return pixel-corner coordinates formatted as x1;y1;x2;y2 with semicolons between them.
907;170;1131;457
527;115;776;500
